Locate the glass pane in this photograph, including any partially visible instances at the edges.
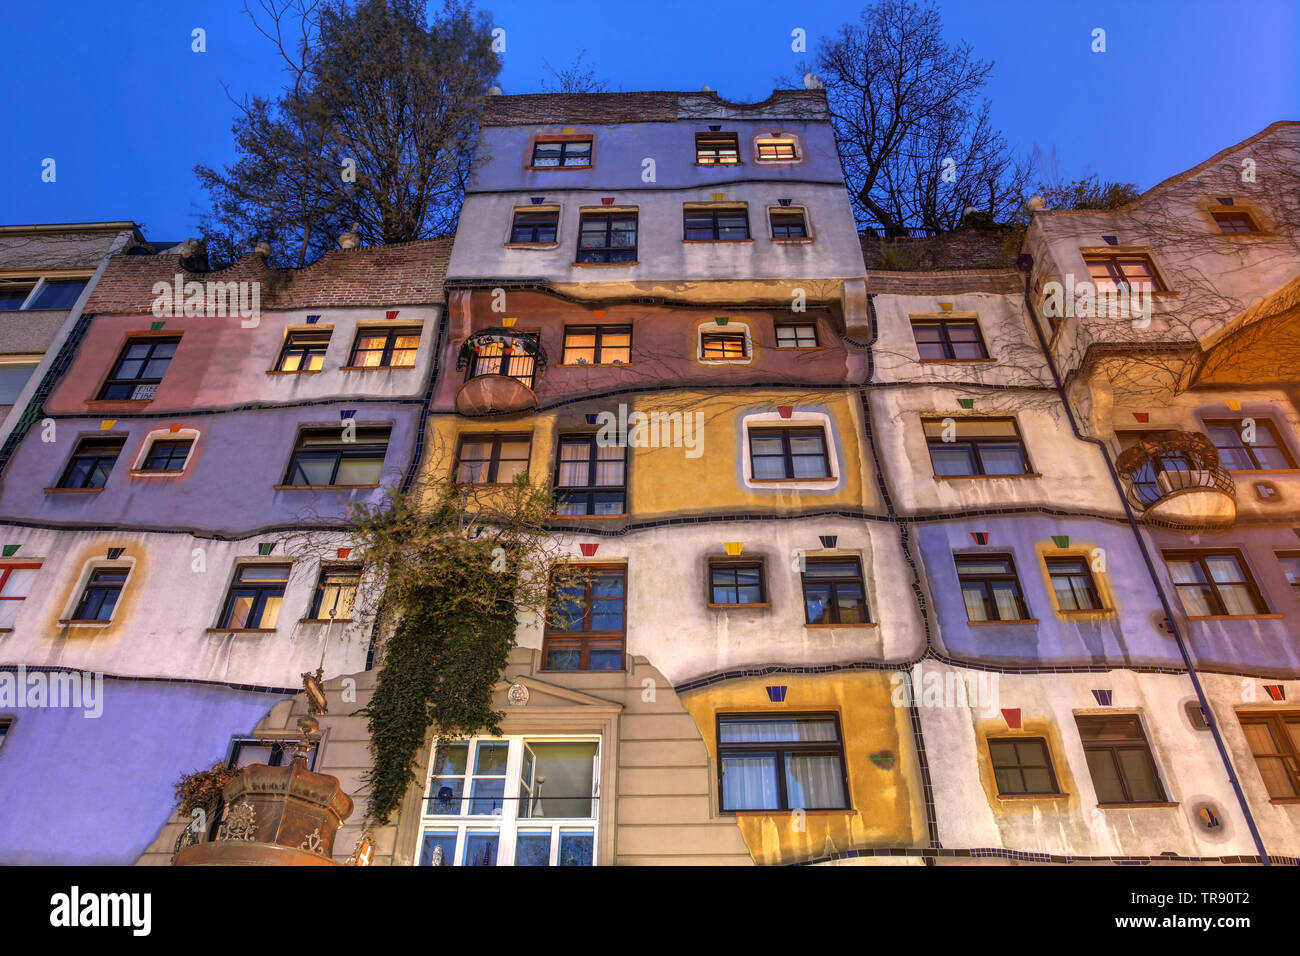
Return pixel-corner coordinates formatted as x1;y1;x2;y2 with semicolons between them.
419;832;456;866
558;830;594;866
1085;750;1126;803
236;565;289;584
290;454;336;485
469;778;505;816
528;741;597;818
29;279;87;309
428;778;464;814
475;742;509;774
785;753;846;809
462;833;499;866
257;594;283;629
1205;554;1247;584
545;647;582;670
587;646;623;670
0;363;37;404
0;568;37;599
720;753;779;809
1118;749;1163;802
804;584;832;624
978;443;1028;475
224;595;255;629
720;717;838;743
929;445;977;476
514;832;551;866
433;742;469;775
335;456;383;485
962;582;989;621
835;585;866;623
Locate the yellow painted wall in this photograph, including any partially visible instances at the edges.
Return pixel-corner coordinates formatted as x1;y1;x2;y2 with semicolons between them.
679;672;925;865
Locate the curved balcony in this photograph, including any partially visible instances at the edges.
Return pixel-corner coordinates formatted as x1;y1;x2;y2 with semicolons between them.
455;329;546;416
1114;431;1236;529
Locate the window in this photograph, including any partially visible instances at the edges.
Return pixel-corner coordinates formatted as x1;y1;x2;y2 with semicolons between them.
0;361;39;404
0;718;8;750
988;738;1060;796
348;327;420;369
717;713;848;811
955;554;1030;622
228;737;315;770
555;436;625;515
309;566;359;620
140;439;192;472
58;437;124;489
420;736;599;866
923;418;1032;477
1046;557;1103;611
1238;713;1300;800
769;209;807;239
27;279;88;310
911;319;989;360
1204;418;1296;471
576;212;637;264
775;323;818;348
531;139;592;168
0;279;36;311
749;426;830;480
700;331;748;360
684;205;750;241
1083;253;1165;293
544;567;625;670
1164;550;1268;617
0;563;40;628
695;132;740;165
1076;714;1167;805
466;334;538;389
218;564;290;629
709;560;766;606
98;337;179;400
1278;552;1300;594
454;433;531;484
1212;211;1258;234
284;427;389;487
72;567;127;621
276;331;330;372
755;137;798;161
509;209;559;244
801;558;868;625
562;325;631;366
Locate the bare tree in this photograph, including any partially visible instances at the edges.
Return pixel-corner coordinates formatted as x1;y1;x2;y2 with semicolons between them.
539;49;609;94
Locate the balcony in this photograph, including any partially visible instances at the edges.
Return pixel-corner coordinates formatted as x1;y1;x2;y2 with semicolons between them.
454;329;545;416
1115;431;1236;528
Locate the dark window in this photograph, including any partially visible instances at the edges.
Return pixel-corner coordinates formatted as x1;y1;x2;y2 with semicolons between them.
924;418;1031;477
755;137;798;161
555;435;625;515
1212;211;1258;234
228;736;315;769
576;212;637;263
700;332;748;360
717;713;848;811
28;278;87;310
276;331;331;372
684;206;750;241
1076;714;1167;805
1279;552;1300;594
710;561;766;606
531;139;592;167
1239;712;1300;800
510;209;559;244
695;132;740;165
98;337;179;400
72;568;127;621
775;323;818;348
454;433;531;484
1083;254;1165;293
988;737;1060;796
284;427;390;487
58;437;124;489
544;567;625;671
563;325;631;365
1046;557;1103;611
1164;550;1268;617
1205;418;1296;471
0;279;36;311
911;319;989;360
218;564;290;629
956;554;1030;622
1117;429;1196;501
348;327;420;369
466;334;538;389
801;558;868;625
0;718;9;749
769;209;807;239
309;566;360;620
749;426;830;480
141;439;192;472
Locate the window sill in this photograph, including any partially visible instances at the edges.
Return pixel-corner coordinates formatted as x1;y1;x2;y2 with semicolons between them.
934;473;1042;480
1097;802;1178;810
694;161;744;167
571;261;639;267
205;627;277;634
339;365;414;372
919;358;996;364
729;808;852;816
266;369;322;376
996;792;1069;801
84;399;153;407
708;602;771;609
44;487;103;494
967;619;1039;626
129;469;186;477
273;484;381;490
551;513;628;519
1186;614;1282;621
750;477;837;483
504;242;559;249
1056;608;1112;616
682;239;754;244
58;619;111;627
804;622;877;629
1268;797;1300;805
1227;468;1300;476
526;165;591;171
558;363;633;368
770;237;813;244
773;346;825;351
298;618;354;625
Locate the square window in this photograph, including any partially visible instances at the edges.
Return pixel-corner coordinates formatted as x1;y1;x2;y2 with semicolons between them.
749;426;830;480
348;327;420;369
218;564;290;629
695;132;740;165
1239;712;1300;799
755;137;798;161
58;437;125;489
769;209;808;239
1045;556;1103;611
955;554;1030;622
700;331;748;360
774;323;818;348
1204;418;1296;471
453;433;531;484
717;713;848;811
98;337;179;400
510;209;559;244
800;558;868;625
140;439;192;472
709;560;766;605
276;331;331;372
72;567;128;621
988;737;1060;795
576;212;637;263
1083;253;1165;293
1076;714;1167;805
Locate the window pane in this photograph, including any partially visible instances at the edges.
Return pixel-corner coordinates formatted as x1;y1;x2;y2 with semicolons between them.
720;717;839;743
515;832;551;866
0;363;37;404
428;778;464;814
1085;750;1127;803
462;833;499;866
475;742;509;774
929;445;977;476
1;568;38;599
558;830;594;866
469;778;505;815
721;753;779;809
1118;749;1164;802
978;443;1028;475
335;456;383;485
29;279;87;310
785;754;845;809
419;832;457;866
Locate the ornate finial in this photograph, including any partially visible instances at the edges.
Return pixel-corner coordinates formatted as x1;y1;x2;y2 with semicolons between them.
302;667;328;716
338;223;361;249
254;241;272;257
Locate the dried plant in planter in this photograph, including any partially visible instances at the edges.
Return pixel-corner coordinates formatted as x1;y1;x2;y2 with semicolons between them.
174;762;240;815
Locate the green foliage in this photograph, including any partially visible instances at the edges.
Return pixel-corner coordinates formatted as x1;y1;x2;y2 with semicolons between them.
1038;175;1142;211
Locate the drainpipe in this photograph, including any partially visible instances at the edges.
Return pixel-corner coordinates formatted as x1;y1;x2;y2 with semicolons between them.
1015;253;1270;865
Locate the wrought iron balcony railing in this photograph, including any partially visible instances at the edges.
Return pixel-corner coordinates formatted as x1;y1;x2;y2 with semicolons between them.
1114;431;1236;526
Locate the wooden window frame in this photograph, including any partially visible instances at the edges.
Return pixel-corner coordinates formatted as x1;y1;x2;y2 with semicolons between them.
98;336;180;400
453;432;532;485
1081;253;1166;293
275;330;331;373
748;425;831;481
554;434;626;516
923;417;1032;477
346;326;421;369
774;323;818;349
700;331;748;360
282;427;390;488
562;325;632;366
1204;418;1297;471
910;318;990;361
988;736;1061;796
955;553;1031;622
1238;711;1300;800
509;209;559;244
1212;210;1259;234
58;437;125;489
695;132;740;165
217;563;291;630
799;557;869;625
1163;549;1269;617
308;565;360;621
768;208;808;239
683;205;751;242
576;212;637;264
530;138;593;168
716;712;850;812
708;559;768;607
1045;556;1104;611
542;565;627;671
1076;714;1168;806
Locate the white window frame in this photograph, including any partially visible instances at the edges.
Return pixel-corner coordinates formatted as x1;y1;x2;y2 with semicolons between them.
417;734;601;867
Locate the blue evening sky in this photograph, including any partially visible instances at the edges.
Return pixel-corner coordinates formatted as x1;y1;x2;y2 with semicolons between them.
1;0;1296;240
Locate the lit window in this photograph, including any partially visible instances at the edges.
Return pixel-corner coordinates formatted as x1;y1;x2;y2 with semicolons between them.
276;331;331;372
348;327;420;369
695;132;740;165
218;564;290;629
755;137;798;161
562;325;631;365
309;566;360;620
1083;254;1165;293
700;332;748;360
284;427;390;487
532;139;592;168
